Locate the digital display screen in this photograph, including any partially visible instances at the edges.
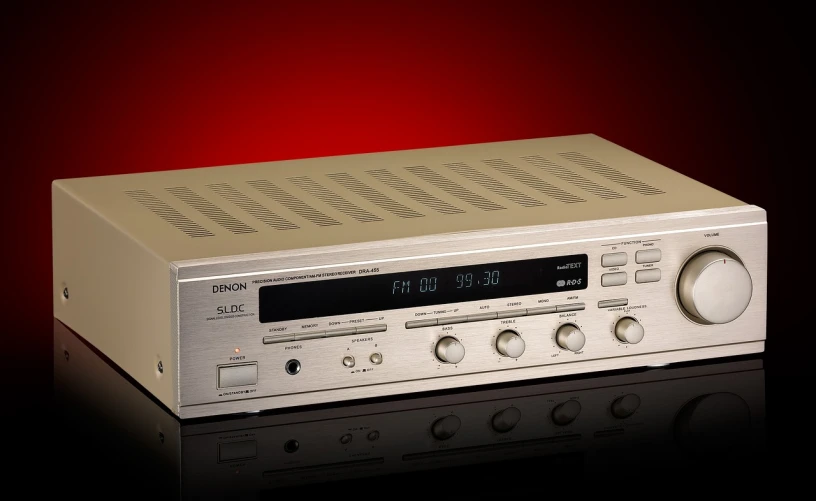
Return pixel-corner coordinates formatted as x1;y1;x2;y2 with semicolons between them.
259;254;587;323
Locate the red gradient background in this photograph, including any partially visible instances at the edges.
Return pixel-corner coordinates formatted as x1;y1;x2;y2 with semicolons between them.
2;2;810;413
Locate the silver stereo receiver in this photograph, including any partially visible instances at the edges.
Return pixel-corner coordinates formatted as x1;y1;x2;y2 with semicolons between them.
52;134;767;418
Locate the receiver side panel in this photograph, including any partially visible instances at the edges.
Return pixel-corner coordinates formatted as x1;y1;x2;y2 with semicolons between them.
52;181;178;412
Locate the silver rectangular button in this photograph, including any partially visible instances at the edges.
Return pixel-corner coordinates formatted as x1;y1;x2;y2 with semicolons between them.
526;306;556;316
326;327;357;337
635;249;662;264
598;298;628;308
635;268;661;283
601;272;627;287
263;334;294;344
556;303;585;312
467;312;497;322
496;309;527;319
601;252;627;267
294;331;327;341
406;318;437;328
217;363;257;388
356;324;388;334
438;315;469;325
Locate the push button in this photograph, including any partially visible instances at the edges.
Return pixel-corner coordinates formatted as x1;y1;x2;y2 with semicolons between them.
438;315;469;325
496;309;527;319
525;306;556;316
405;318;437;329
602;272;627;287
602;252;627;267
636;249;662;264
263;333;294;344
598;298;628;308
294;331;326;341
325;327;356;338
217;363;257;388
635;269;661;283
356;324;387;334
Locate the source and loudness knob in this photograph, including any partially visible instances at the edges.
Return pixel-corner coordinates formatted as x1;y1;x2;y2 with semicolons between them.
496;330;525;358
615;317;645;344
435;337;465;364
677;250;753;324
491;407;522;433
611;394;641;419
551;400;582;426
431;415;462;441
555;324;586;352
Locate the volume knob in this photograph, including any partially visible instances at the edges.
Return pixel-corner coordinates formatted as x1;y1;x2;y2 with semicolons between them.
435;337;465;364
677;250;753;324
556;324;586;352
496;330;525;358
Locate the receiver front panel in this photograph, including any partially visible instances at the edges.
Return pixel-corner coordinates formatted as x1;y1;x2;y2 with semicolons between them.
177;214;766;413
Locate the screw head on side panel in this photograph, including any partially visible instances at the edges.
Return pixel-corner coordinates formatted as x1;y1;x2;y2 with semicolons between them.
63;288;69;299
157;361;164;374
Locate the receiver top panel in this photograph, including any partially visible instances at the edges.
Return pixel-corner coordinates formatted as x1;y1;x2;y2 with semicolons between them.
53;134;743;262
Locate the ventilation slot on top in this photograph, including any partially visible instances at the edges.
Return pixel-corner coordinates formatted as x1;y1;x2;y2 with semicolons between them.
558;152;664;195
326;172;424;219
404;166;505;211
125;190;213;238
444;162;544;207
366;169;464;215
521;155;625;200
288;176;382;223
482;159;585;203
166;187;256;234
207;183;299;230
246;179;341;226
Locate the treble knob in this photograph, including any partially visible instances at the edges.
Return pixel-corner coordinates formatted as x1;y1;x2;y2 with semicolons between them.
496;330;525;358
435;337;465;364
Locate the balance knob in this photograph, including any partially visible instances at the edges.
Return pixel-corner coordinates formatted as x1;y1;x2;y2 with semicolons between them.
496;330;525;358
611;394;641;419
435;337;465;364
431;415;461;440
677;250;753;324
491;407;522;433
615;317;645;344
556;324;586;352
552;400;582;426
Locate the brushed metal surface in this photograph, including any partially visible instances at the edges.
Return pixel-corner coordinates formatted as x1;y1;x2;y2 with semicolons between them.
52;134;769;419
175;208;766;417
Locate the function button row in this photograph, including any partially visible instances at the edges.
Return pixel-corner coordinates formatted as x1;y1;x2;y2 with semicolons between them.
635;249;661;264
601;272;627;287
405;303;585;329
601;252;627;267
598;298;628;308
603;269;662;286
263;324;387;344
635;269;661;283
602;249;662;267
